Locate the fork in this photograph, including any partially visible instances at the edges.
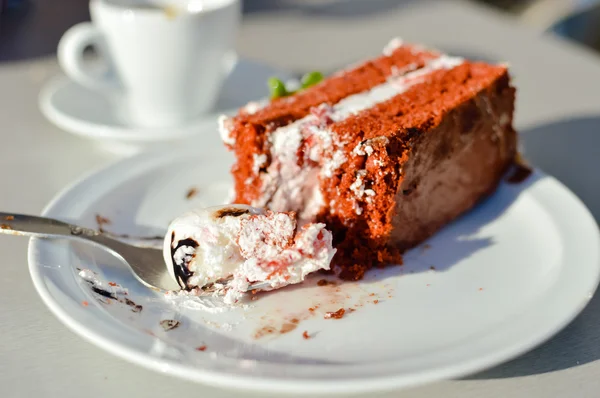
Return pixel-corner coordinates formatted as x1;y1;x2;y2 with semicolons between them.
0;212;268;293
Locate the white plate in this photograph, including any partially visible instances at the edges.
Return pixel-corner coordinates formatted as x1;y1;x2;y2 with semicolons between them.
28;129;600;395
38;58;291;156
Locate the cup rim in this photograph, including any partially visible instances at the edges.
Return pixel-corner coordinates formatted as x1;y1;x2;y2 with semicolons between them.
90;0;239;15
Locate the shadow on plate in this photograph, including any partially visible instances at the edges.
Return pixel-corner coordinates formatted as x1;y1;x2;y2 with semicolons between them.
360;170;541;283
467;115;600;379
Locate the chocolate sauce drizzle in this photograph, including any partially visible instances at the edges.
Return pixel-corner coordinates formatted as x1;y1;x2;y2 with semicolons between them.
213;207;250;219
170;232;198;289
91;286;117;300
88;285;142;312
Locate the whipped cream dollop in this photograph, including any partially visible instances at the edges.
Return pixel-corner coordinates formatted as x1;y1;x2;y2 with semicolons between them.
163;204;336;303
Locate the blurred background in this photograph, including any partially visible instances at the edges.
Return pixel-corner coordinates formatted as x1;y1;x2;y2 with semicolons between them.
2;0;600;63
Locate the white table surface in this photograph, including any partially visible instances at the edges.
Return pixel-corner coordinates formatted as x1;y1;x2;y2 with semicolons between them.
2;0;600;397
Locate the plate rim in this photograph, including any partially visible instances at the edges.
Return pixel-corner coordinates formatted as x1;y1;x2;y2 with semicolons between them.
28;146;600;394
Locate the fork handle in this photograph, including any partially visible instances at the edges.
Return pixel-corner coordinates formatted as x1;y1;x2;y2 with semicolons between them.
0;212;100;238
0;212;130;256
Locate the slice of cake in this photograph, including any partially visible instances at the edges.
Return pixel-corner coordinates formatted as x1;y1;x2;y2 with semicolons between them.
219;38;517;280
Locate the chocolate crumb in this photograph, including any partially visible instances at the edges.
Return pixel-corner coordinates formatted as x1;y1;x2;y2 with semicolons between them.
506;163;532;184
324;308;345;319
91;286;117;300
196;345;207;351
95;214;111;232
302;331;310;340
506;155;533;184
0;224;12;230
317;279;336;286
160;319;180;331
185;187;198;199
124;298;143;313
429;266;436;270
4;215;14;221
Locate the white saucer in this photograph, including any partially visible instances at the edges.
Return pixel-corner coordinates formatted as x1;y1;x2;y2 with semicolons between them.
39;59;291;156
28;131;600;394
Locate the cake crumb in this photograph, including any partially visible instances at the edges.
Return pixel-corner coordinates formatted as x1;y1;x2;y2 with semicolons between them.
82;300;89;307
0;224;12;230
317;279;336;287
426;284;431;287
254;326;277;339
302;331;311;340
4;215;14;221
373;300;379;304
429;266;436;270
280;323;298;334
95;214;111;232
479;287;484;291
196;345;207;351
159;319;180;331
185;187;198;199
324;308;345;319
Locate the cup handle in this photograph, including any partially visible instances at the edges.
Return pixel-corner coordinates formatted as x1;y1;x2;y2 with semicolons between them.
57;22;121;92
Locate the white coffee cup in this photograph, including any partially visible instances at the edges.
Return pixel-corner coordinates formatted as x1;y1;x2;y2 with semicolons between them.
58;0;240;127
